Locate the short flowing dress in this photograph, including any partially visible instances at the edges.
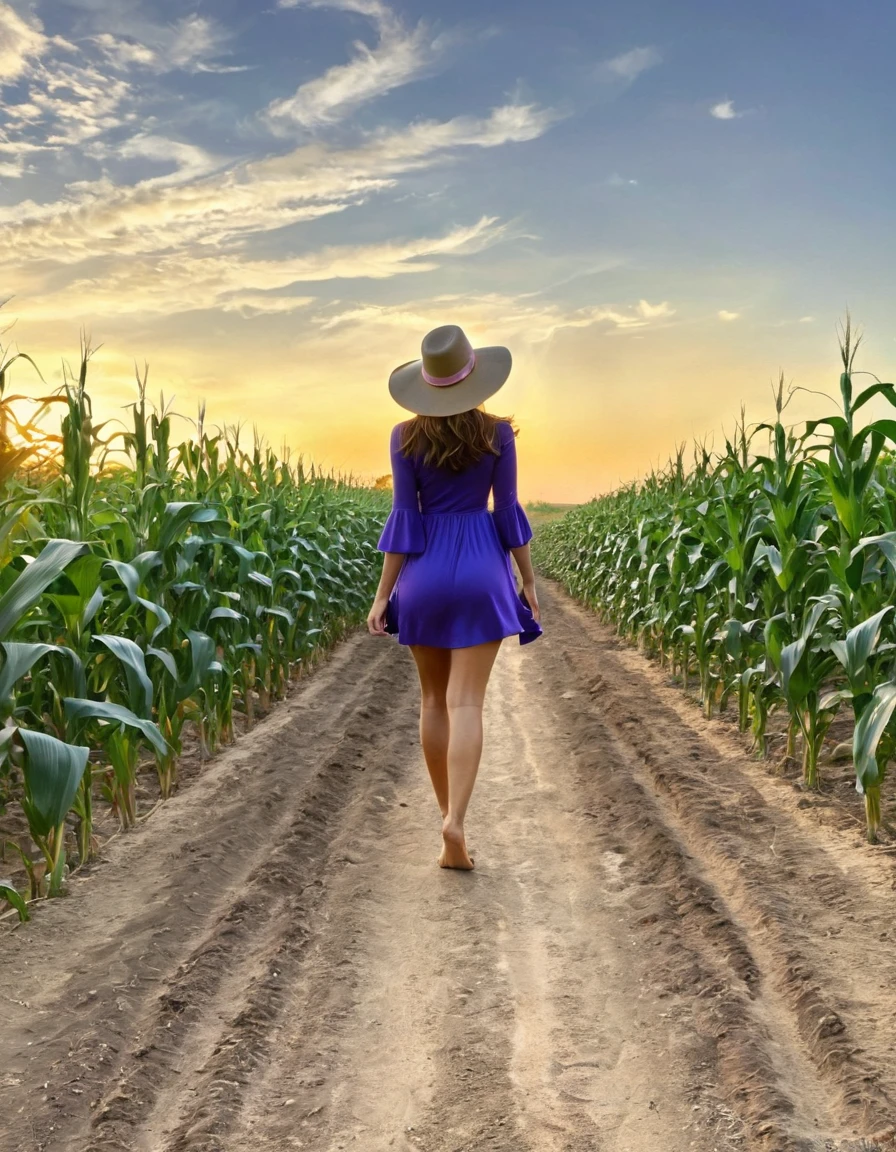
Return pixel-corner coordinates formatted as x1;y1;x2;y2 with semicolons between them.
376;419;543;648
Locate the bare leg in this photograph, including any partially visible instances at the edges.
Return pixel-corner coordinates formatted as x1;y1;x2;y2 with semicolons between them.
441;639;502;869
408;645;452;817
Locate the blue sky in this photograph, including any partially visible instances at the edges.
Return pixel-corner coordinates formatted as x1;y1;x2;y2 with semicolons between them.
0;0;893;500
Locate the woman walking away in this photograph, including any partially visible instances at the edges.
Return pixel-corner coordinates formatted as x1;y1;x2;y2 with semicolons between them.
367;324;542;870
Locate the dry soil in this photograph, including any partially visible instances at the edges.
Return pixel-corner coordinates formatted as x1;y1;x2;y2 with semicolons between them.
2;578;896;1152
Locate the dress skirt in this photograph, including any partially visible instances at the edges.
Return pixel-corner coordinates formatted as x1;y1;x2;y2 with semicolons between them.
384;509;542;648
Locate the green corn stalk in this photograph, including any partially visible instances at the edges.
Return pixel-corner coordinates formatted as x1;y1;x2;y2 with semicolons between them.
0;877;29;921
16;728;89;896
853;684;896;843
829;607;895;840
63;699;167;829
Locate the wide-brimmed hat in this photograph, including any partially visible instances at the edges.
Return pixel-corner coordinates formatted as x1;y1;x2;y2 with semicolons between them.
388;324;512;417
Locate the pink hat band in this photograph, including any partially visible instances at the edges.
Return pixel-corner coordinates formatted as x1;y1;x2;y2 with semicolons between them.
422;352;476;387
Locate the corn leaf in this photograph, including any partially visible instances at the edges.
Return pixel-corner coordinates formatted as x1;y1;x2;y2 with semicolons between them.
17;728;90;840
0;879;29;921
94;635;153;717
63;698;168;756
0;540;90;639
853;683;896;794
0;641;85;704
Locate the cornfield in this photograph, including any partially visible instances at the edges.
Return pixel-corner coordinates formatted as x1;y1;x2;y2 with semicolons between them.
0;333;389;921
533;318;896;843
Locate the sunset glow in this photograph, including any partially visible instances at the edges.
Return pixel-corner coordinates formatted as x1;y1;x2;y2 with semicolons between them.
2;0;894;501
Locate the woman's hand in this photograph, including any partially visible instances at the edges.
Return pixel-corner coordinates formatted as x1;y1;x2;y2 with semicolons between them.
367;595;390;636
522;580;540;623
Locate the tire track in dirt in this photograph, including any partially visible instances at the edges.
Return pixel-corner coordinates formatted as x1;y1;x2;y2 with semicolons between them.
0;636;413;1152
2;578;896;1151
539;577;896;1150
95;656;420;1152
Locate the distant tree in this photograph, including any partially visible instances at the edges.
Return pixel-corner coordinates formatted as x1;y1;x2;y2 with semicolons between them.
374;474;392;490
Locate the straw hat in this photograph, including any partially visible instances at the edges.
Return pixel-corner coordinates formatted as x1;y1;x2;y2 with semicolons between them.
388;324;512;417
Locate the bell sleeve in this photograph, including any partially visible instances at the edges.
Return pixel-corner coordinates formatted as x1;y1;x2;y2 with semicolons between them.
491;421;534;550
377;423;426;555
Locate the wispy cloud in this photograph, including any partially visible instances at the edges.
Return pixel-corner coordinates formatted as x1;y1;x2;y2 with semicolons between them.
2;56;137;148
0;102;555;266
710;99;743;120
598;46;661;84
637;300;674;321
0;9;249;168
0;6;239;151
221;293;316;318
89;12;244;74
319;293;675;341
0;156;26;179
376;102;560;154
0;3;50;84
14;217;509;320
116;135;224;186
277;0;389;16
91;33;156;69
718;309;740;321
267;0;452;130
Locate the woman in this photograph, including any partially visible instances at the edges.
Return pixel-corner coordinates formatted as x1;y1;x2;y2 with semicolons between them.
367;324;542;871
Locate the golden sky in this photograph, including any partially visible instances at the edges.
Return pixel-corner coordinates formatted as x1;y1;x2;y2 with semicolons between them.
10;310;892;506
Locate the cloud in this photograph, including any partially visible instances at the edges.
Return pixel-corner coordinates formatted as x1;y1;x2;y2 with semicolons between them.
1;58;137;147
0;155;26;178
0;8;147;149
0;10;247;167
598;46;661;84
798;315;815;323
319;293;675;341
117;134;224;186
220;294;316;317
0;12;247;167
377;101;559;154
92;32;156;69
718;310;740;321
88;12;244;75
267;0;451;129
277;0;394;20
637;300;674;320
0;3;49;84
710;100;742;120
0;102;556;263
167;15;247;73
606;173;638;187
12;217;509;319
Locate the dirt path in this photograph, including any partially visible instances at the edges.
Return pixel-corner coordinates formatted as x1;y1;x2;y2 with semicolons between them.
3;578;896;1152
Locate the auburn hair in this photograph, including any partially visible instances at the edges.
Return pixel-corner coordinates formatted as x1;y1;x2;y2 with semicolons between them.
398;405;519;472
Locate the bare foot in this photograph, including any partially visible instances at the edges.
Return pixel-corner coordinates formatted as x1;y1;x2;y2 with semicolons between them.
439;821;475;870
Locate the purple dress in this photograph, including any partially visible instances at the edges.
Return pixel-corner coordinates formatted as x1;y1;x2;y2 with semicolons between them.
376;419;543;648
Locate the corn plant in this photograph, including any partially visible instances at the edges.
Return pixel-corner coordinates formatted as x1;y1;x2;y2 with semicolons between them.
0;329;391;911
534;316;896;841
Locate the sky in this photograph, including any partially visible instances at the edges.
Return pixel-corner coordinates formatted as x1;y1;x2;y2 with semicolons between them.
0;0;894;502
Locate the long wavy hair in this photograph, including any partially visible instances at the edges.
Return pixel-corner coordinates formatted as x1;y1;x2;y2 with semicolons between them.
397;405;519;472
